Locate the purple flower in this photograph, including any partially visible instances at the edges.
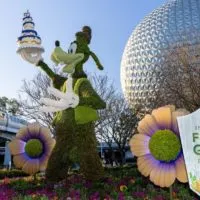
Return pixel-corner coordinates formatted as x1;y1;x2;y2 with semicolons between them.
8;123;55;175
0;185;16;200
69;189;80;198
89;192;100;200
154;195;166;200
133;191;146;198
129;106;189;187
85;180;93;188
104;194;112;200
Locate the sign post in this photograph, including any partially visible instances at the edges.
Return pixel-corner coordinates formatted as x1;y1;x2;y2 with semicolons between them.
177;109;200;196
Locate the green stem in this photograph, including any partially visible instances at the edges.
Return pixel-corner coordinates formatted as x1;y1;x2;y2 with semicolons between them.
169;185;173;200
33;173;37;182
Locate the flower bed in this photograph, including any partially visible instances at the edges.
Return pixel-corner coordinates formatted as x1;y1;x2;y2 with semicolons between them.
0;166;198;200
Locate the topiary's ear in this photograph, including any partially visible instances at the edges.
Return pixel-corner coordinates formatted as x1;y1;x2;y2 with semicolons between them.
82;26;92;44
55;40;60;47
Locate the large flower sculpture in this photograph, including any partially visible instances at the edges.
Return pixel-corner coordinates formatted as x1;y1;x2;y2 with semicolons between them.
8;123;55;175
129;105;189;187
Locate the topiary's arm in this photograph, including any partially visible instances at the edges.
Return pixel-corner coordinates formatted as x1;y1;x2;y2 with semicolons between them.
77;79;106;110
90;51;104;70
36;60;67;89
36;60;55;79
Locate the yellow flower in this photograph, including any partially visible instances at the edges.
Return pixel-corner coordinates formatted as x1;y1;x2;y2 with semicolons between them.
120;185;128;192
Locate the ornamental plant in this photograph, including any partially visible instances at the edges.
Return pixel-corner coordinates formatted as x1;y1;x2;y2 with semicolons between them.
8;123;55;175
129;105;189;187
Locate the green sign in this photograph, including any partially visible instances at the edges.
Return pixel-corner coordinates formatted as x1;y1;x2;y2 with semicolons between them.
178;109;200;196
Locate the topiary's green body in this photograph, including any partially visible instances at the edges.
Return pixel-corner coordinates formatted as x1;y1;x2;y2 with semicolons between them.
37;26;105;183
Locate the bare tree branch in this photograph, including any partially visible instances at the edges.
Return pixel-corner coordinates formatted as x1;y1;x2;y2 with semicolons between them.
18;71;55;131
149;42;200;113
19;71;138;158
91;74;138;163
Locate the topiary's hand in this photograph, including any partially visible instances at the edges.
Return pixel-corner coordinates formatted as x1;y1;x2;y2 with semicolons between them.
90;51;104;71
40;89;79;112
97;64;104;70
39;76;79;113
36;59;44;67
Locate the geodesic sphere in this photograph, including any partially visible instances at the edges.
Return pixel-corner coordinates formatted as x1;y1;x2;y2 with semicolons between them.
121;0;200;112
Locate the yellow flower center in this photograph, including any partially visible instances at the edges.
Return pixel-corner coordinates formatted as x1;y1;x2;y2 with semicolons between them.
25;139;43;158
149;129;181;162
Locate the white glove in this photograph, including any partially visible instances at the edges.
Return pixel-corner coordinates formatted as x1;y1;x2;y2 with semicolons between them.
39;75;79;113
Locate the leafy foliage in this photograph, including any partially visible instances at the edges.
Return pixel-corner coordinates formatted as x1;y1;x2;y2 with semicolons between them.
0;169;29;179
9;178;45;192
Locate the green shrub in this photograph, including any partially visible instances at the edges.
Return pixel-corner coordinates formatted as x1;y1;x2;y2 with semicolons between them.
12;195;49;200
9;179;45;192
0;169;29;179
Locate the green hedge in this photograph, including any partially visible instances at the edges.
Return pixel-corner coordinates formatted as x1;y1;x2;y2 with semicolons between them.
9;179;45;192
0;169;29;179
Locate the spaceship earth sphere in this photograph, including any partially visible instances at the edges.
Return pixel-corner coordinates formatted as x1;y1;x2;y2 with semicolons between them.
121;0;200;112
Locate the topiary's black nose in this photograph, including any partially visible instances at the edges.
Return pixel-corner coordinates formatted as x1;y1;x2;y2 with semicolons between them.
55;40;60;47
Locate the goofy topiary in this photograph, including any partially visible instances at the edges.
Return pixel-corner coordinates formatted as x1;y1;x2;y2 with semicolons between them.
36;26;105;183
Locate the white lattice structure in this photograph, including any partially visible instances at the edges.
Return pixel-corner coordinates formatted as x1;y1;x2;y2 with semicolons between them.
121;0;200;111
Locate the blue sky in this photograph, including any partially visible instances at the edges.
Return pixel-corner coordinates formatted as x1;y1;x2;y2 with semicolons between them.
0;0;166;99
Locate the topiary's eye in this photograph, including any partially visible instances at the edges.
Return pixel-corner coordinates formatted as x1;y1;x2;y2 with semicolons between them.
68;43;77;54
